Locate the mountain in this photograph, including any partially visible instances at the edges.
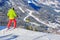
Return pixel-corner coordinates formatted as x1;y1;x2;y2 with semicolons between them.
0;0;60;32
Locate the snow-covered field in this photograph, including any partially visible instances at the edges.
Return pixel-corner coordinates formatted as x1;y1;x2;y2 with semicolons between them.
0;28;60;40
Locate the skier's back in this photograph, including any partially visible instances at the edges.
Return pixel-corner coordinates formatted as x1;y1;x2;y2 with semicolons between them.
7;8;18;29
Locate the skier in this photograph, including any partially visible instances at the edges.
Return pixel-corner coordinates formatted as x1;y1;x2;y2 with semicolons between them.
7;8;18;29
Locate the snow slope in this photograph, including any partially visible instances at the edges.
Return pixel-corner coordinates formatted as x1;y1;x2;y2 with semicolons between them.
0;28;60;40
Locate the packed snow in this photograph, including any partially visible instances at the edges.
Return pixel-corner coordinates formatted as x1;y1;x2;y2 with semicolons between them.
0;28;60;40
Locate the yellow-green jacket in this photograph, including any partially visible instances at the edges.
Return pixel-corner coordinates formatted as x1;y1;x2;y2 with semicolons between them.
7;8;17;19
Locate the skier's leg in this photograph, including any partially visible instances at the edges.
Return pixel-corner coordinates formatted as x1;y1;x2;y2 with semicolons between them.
13;19;16;29
7;19;12;29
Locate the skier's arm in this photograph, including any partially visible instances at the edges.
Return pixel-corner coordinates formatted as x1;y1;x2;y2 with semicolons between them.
14;11;18;18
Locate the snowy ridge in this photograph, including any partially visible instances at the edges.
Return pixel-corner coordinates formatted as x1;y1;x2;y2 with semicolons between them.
0;28;60;40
